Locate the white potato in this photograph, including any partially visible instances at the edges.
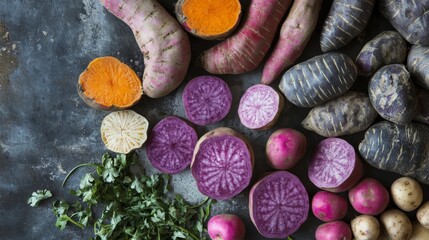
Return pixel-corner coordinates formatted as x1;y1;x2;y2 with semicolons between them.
351;215;380;240
417;201;429;229
380;209;412;240
391;177;423;212
410;221;429;240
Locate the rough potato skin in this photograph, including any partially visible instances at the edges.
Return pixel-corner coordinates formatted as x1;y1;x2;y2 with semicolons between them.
407;45;429;89
380;209;412;240
302;91;377;137
359;121;429;184
410;221;429;240
379;0;429;45
356;31;407;76
279;52;357;108
369;64;417;125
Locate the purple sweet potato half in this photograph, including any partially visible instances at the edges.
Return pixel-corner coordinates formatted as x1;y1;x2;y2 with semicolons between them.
238;84;284;130
249;171;309;238
182;75;232;126
146;116;198;174
191;127;254;200
308;138;363;192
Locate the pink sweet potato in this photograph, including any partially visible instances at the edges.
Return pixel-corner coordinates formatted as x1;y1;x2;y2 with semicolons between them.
200;0;292;74
315;221;352;240
348;178;390;216
312;191;348;222
100;0;191;98
261;0;322;85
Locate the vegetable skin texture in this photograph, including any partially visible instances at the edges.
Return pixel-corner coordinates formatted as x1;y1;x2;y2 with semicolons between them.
351;215;380;240
265;128;307;170
200;0;292;74
320;0;375;52
146;116;197;174
261;0;322;85
249;171;309;238
417;201;429;229
315;221;352;240
407;45;429;89
279;52;357;108
378;0;429;45
238;84;284;130
380;209;412;240
355;31;407;77
414;89;429;125
191;128;254;200
391;177;423;212
410;221;429;240
311;191;348;222
368;64;417;125
348;178;389;216
100;0;191;98
359;121;429;184
207;214;246;240
308;138;363;192
78;56;142;110
302;91;378;137
175;0;241;40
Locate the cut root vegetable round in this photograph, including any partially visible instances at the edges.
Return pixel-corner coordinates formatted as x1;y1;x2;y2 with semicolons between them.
78;56;142;110
249;171;309;238
308;138;363;192
100;110;149;154
191;127;254;200
238;84;284;130
183;76;232;126
146;116;197;174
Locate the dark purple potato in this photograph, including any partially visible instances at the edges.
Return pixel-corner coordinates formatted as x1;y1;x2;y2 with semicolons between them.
146;116;197;174
302;91;378;137
238;84;284;130
379;0;429;45
249;171;309;238
279;52;357;108
408;45;429;89
369;64;417;125
320;0;375;52
182;75;232;126
359;121;429;184
191;128;254;200
308;138;363;192
356;31;407;76
414;89;429;125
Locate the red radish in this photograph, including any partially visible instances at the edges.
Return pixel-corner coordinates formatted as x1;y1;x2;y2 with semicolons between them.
261;0;322;85
207;214;246;240
265;128;307;170
182;76;232;126
348;178;390;215
312;191;348;222
315;221;352;240
238;84;284;130
146;116;197;174
308;138;363;192
249;171;309;238
191;128;254;200
200;0;292;74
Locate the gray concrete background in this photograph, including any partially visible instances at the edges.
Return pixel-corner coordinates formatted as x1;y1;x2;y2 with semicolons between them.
0;0;427;239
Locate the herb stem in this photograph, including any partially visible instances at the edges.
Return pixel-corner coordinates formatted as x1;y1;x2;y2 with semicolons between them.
188;197;209;209
173;224;199;240
63;215;84;229
62;163;98;187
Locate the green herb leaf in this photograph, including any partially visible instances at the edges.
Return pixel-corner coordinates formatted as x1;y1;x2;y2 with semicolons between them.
27;189;52;207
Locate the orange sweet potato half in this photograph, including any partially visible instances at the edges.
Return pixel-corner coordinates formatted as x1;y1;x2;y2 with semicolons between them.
77;56;143;110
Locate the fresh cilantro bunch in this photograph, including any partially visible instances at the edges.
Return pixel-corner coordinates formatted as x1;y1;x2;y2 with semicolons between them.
29;152;214;240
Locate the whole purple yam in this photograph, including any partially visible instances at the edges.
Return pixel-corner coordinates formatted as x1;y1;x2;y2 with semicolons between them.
415;89;429;125
408;45;429;89
191;128;254;200
249;171;309;238
146;116;198;174
183;75;232;126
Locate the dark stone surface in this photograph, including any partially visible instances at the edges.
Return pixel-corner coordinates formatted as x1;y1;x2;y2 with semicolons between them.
1;0;427;239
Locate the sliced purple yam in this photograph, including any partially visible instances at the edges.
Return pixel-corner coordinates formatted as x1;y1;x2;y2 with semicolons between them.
308;138;363;193
146;116;198;174
191;128;253;200
182;76;232;126
238;84;284;130
249;171;309;238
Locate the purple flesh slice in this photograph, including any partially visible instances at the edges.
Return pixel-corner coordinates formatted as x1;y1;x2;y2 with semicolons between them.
182;75;232;126
146;116;197;174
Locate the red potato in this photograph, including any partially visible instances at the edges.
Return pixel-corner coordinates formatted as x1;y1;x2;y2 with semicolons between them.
100;0;191;98
266;128;307;170
200;0;292;74
348;178;390;216
312;191;348;222
208;214;246;240
315;221;352;240
261;0;322;85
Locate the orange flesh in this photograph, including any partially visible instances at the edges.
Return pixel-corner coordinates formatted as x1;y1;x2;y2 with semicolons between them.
78;56;142;108
182;0;241;36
